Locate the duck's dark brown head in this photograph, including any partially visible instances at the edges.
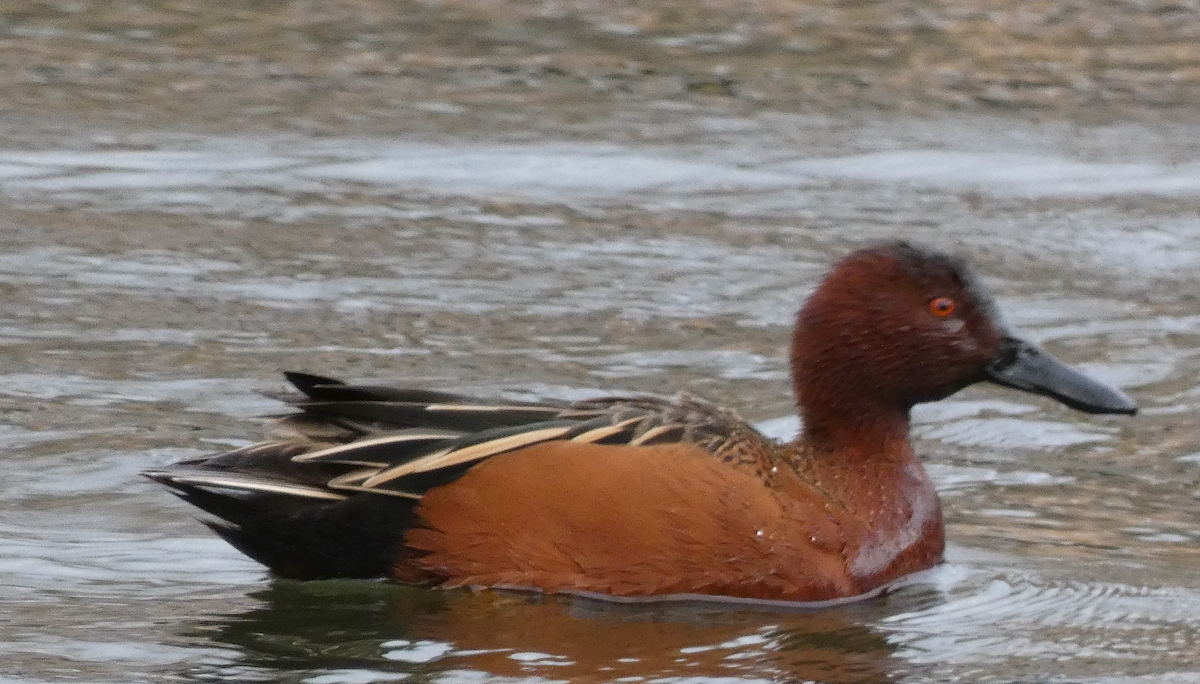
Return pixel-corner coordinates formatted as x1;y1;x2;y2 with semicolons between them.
790;242;1135;441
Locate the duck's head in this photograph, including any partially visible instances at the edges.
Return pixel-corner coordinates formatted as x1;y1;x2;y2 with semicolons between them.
791;242;1135;440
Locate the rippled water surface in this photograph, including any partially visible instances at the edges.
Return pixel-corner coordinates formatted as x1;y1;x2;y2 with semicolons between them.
3;3;1200;684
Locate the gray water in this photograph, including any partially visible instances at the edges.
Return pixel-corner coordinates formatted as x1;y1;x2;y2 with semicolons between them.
3;3;1200;683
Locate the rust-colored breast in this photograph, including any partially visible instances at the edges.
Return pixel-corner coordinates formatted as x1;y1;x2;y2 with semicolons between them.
402;441;859;602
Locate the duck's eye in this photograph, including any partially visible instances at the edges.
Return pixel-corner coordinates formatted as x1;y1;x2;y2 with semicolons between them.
929;297;956;317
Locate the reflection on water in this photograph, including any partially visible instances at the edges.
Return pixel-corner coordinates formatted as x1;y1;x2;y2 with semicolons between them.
199;582;902;683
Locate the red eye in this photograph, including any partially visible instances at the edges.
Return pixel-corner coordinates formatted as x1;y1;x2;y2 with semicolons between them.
929;297;955;317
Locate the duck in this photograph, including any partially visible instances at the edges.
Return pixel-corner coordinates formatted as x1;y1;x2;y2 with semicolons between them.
144;241;1136;603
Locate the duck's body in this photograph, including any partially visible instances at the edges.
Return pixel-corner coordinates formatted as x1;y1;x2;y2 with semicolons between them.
146;242;1135;602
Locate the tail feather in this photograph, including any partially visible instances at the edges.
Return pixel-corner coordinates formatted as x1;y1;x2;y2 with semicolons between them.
147;469;416;580
202;494;416;580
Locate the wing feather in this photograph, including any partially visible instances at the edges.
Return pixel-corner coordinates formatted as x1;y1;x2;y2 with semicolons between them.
150;373;774;516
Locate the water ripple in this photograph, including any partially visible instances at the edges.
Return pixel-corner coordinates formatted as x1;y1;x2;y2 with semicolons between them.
883;574;1200;669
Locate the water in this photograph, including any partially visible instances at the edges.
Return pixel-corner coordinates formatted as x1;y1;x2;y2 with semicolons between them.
3;3;1200;684
3;125;1197;683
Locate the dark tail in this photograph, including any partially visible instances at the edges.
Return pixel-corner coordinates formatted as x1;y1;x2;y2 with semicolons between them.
143;443;418;580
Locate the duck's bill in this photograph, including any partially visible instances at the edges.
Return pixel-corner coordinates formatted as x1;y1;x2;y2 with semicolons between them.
985;337;1137;415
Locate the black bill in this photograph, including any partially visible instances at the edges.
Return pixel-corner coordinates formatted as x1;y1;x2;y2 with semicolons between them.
985;337;1137;415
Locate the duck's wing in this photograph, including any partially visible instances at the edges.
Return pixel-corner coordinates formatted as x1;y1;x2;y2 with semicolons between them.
250;372;768;496
142;372;775;579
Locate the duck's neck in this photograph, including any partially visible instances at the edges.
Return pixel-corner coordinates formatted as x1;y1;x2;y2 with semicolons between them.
787;400;919;510
786;397;944;589
800;400;913;458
